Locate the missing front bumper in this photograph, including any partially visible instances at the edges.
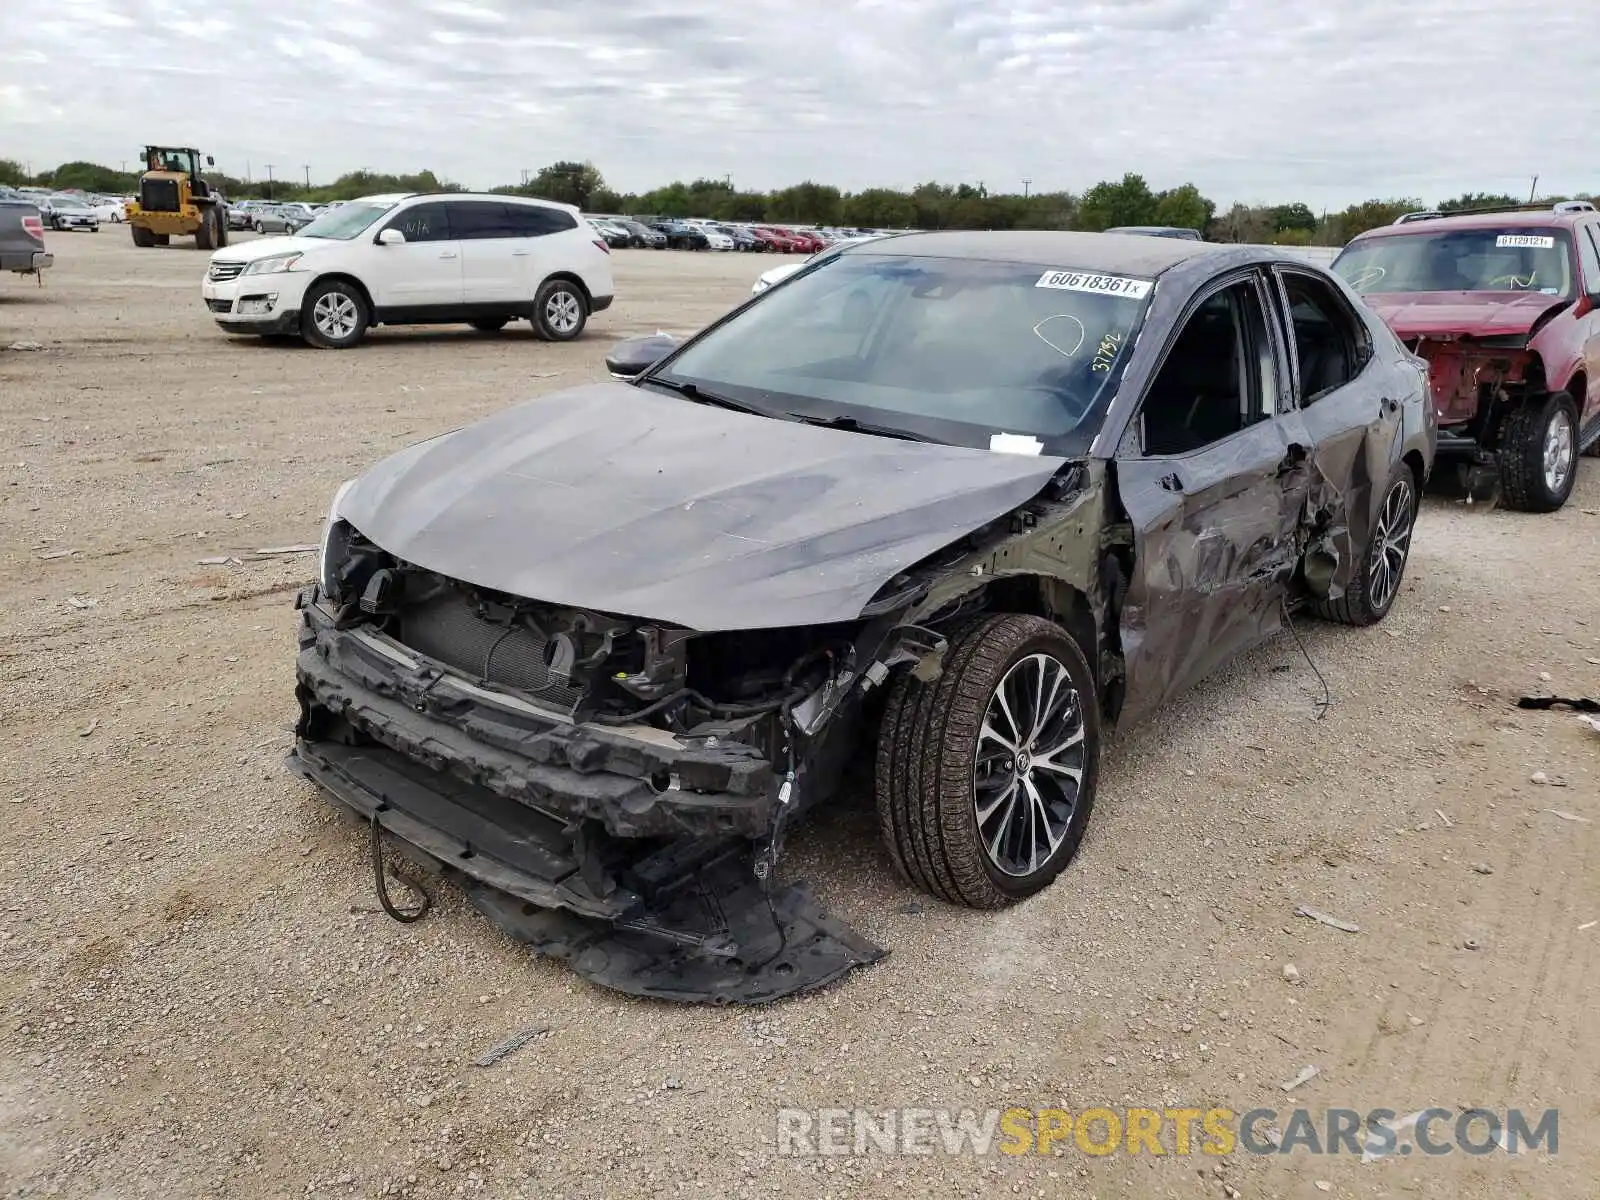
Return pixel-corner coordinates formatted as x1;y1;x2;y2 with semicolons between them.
289;732;884;1004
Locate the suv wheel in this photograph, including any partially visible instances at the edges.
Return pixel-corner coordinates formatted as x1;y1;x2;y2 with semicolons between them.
875;614;1099;909
301;279;369;349
1498;392;1579;512
1311;462;1417;626
532;279;587;341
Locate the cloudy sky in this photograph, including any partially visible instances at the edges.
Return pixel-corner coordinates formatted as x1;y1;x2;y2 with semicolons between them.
2;0;1592;208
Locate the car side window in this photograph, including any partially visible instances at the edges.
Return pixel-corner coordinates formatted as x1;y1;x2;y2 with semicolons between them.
1139;278;1277;456
507;205;579;237
1576;223;1600;294
1277;271;1369;404
387;203;450;243
447;202;517;240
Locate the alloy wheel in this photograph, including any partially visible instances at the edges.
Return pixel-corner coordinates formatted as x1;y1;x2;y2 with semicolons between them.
545;290;581;335
312;292;359;341
973;653;1086;877
1543;409;1575;496
1368;476;1415;613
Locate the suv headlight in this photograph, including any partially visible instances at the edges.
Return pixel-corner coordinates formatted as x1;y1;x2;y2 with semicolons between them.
318;479;357;601
243;252;304;276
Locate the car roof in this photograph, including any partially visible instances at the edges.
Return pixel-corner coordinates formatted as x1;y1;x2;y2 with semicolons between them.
1353;209;1589;241
837;229;1216;274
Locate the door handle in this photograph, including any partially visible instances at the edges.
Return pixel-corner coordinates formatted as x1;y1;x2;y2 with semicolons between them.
438;251;458;260
511;249;530;256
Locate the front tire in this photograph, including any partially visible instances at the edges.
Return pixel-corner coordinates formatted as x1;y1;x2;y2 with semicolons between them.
1312;462;1417;626
301;279;369;349
195;208;216;251
532;279;587;341
875;614;1100;909
1498;392;1579;512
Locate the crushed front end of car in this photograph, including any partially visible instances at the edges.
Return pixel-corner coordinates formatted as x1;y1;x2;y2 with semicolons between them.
284;372;1081;1004
290;551;902;1003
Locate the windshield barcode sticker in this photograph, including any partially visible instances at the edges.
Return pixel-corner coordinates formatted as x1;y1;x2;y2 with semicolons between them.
1035;270;1153;299
1495;234;1555;249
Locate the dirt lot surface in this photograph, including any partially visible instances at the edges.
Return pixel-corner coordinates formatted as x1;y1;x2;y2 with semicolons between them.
2;231;1597;1200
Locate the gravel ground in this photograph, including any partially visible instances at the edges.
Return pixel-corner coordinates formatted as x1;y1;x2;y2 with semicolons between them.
2;231;1597;1199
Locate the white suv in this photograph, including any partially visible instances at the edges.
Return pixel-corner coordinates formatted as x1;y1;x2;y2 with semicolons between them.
201;192;615;348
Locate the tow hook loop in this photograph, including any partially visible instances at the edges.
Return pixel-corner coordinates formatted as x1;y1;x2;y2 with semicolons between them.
369;812;433;923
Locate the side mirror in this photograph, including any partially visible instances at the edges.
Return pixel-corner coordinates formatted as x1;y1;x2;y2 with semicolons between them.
376;228;406;246
605;333;680;379
206;155;214;166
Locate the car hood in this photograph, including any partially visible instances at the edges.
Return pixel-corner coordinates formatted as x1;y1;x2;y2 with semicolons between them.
209;234;330;264
338;382;1066;631
1360;290;1570;340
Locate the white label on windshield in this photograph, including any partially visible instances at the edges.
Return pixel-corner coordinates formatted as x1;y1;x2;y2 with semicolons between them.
1035;270;1153;299
1496;234;1554;249
990;432;1043;456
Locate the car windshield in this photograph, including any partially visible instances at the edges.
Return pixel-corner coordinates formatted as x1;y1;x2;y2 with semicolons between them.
298;201;397;240
53;196;88;208
655;252;1151;453
1333;229;1574;297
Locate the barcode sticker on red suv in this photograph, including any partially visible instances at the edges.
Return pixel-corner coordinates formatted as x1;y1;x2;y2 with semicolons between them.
1495;234;1555;249
1035;270;1153;299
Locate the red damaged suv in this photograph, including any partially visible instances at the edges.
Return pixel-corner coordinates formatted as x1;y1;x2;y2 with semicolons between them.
1333;202;1600;511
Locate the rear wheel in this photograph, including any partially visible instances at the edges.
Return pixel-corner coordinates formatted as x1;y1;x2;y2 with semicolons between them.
1311;462;1417;626
875;614;1099;909
532;279;587;341
301;279;369;349
469;317;509;333
1498;392;1579;512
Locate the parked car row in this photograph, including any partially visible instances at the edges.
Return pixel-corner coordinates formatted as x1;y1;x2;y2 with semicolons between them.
583;213;906;252
227;200;323;234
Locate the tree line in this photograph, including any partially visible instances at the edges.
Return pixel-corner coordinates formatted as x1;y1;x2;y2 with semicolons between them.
4;156;1594;246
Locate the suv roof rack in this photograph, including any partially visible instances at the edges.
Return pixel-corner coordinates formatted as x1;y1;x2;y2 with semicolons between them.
1395;200;1596;224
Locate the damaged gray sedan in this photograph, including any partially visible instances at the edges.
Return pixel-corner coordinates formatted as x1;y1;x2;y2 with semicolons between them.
291;231;1435;1004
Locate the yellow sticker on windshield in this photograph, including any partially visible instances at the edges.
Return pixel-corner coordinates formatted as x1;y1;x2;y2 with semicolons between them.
1035;270;1153;299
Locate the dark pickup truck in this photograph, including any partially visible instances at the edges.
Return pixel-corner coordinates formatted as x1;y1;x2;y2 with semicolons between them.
1;197;53;279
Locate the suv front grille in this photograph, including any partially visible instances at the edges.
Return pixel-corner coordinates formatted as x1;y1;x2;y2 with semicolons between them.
140;178;180;213
395;591;586;714
208;261;245;282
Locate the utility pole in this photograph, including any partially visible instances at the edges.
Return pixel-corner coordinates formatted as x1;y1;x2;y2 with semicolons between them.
303;164;311;187
1528;174;1539;203
1023;179;1031;198
265;163;275;199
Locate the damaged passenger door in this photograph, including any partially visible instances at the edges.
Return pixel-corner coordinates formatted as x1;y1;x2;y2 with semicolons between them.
1114;270;1311;721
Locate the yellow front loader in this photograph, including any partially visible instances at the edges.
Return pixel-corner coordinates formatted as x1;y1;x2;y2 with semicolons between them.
125;146;228;250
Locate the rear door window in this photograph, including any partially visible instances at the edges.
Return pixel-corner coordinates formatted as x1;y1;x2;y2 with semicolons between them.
447;202;518;240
